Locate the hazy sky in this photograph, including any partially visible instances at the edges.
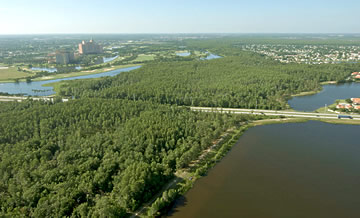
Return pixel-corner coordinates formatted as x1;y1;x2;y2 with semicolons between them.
0;0;359;34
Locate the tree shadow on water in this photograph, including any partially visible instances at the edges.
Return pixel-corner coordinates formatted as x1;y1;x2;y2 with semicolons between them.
165;195;188;217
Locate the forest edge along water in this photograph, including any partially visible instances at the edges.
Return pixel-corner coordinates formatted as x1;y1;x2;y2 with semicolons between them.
168;120;360;218
0;53;221;96
288;82;360;112
0;66;141;96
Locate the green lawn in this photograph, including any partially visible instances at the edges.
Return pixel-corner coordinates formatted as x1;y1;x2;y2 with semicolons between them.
131;54;156;62
0;66;34;81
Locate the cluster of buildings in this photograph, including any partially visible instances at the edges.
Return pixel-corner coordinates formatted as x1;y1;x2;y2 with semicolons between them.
336;98;360;110
50;39;103;65
351;72;360;79
242;44;360;64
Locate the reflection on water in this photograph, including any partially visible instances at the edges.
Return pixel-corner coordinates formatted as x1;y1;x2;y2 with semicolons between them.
169;121;360;218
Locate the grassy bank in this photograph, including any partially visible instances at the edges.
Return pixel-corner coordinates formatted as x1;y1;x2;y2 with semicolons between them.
32;64;139;81
290;81;339;98
0;66;35;81
291;89;321;97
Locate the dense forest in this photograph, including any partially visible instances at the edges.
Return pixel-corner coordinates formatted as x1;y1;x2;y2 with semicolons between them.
57;51;358;109
2;38;360;217
0;99;250;217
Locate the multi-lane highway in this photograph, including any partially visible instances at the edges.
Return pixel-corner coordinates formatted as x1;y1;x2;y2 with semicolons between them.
191;107;360;120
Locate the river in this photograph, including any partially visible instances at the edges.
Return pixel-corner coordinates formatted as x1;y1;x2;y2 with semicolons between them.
289;82;360;111
169;121;360;218
0;66;140;96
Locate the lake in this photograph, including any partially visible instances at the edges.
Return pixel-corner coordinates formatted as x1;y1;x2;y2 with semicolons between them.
288;82;360;111
103;55;118;63
0;66;141;96
176;52;191;57
202;53;222;60
169;121;360;218
176;52;222;60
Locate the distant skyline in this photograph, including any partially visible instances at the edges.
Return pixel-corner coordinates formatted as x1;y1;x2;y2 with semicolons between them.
1;0;360;34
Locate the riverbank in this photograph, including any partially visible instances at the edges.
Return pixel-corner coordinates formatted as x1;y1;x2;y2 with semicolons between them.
289;81;340;98
141;115;360;217
169;120;360;218
0;64;139;83
141;121;251;217
252;117;360;126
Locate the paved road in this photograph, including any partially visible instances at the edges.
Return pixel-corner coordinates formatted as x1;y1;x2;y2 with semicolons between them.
191;107;360;120
0;95;69;102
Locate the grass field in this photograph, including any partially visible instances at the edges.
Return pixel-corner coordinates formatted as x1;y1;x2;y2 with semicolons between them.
131;54;155;62
0;66;34;81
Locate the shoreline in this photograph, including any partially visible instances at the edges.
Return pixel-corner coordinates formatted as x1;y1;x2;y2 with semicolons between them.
0;64;140;83
137;116;360;217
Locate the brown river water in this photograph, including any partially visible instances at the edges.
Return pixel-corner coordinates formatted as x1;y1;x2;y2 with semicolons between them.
169;121;360;218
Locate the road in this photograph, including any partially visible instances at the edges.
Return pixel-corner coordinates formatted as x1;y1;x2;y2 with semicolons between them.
191;107;360;120
0;95;69;102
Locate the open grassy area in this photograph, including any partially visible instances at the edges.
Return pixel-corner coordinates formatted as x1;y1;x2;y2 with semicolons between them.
0;66;34;81
131;54;155;62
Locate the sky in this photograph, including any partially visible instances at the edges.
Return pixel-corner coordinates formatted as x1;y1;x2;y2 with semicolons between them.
0;0;359;34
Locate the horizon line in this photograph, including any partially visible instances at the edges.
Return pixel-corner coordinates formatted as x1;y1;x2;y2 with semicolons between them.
1;32;360;36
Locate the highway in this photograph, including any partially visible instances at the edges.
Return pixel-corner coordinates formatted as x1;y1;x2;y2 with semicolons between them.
0;95;69;102
191;107;360;120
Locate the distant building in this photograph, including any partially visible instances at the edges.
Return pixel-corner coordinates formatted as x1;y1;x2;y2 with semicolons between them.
78;39;103;55
336;103;352;109
55;51;75;65
351;98;360;105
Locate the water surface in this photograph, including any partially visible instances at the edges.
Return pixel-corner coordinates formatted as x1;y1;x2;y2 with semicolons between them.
176;52;191;57
202;53;222;60
170;121;360;218
0;66;141;96
103;56;118;63
288;83;360;111
31;66;82;72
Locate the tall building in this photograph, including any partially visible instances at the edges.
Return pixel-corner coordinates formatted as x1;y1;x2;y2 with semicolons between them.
55;51;75;65
78;39;103;55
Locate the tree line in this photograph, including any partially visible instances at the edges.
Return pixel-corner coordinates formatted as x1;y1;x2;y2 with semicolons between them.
57;51;359;110
0;99;247;217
